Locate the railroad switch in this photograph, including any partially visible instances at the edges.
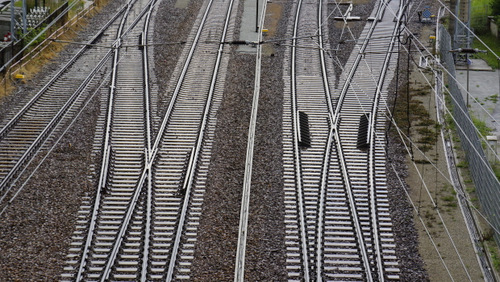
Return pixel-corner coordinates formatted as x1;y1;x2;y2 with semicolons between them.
356;113;370;150
298;111;311;148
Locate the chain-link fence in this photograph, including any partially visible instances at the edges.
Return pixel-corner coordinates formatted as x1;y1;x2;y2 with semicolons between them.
470;3;490;34
439;24;500;244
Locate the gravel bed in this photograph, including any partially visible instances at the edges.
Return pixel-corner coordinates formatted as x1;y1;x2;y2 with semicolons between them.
151;0;203;115
384;1;438;280
189;53;255;281
328;0;377;86
0;96;99;280
0;0;129;280
189;0;290;279
0;0;125;121
386;61;429;281
0;0;432;279
329;1;429;280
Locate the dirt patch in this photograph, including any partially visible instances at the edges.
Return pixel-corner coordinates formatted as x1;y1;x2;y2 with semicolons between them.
261;2;282;56
392;24;485;280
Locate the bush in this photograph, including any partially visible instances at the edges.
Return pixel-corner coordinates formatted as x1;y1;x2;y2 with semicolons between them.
492;0;500;16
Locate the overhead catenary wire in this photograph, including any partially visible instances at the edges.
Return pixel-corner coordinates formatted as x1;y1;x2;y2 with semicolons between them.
330;36;475;282
396;39;500;181
324;2;484;279
377;0;500;242
325;0;464;192
390;161;456;281
321;0;500;179
313;1;500;279
50;38;186;48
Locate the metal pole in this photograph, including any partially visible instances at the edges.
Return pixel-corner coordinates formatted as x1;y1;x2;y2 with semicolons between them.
466;53;469;108
255;0;258;32
22;0;27;35
10;0;15;40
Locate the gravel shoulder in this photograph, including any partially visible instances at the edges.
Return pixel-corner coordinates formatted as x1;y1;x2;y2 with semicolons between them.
385;2;485;280
0;1;132;279
0;0;472;280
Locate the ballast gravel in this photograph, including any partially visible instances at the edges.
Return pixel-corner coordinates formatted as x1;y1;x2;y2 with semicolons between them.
0;0;429;280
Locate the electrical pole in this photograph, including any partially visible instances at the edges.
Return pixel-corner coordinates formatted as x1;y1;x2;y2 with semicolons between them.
22;0;27;35
255;0;259;32
10;0;15;40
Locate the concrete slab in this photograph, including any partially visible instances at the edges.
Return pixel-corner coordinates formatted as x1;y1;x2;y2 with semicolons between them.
456;58;493;71
456;62;500;136
237;0;265;53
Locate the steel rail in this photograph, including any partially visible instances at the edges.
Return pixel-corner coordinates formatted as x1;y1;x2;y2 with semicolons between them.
140;3;154;280
0;71;113;217
334;125;374;280
0;4;127;141
0;49;113;196
313;0;390;280
165;0;236;278
290;0;312;278
366;1;405;280
234;0;268;278
75;0;152;278
98;0;217;268
314;0;338;279
117;0;217;226
0;0;80;73
332;0;386;128
323;0;389;279
0;2;138;195
87;0;221;279
96;0;158;278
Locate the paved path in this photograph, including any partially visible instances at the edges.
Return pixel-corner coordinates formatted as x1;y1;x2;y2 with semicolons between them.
456;59;500;135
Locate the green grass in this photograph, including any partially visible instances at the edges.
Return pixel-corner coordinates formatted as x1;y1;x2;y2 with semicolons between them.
473;33;500;69
492;163;500;181
471;0;492;33
472;0;491;16
470;0;500;68
485;94;500;103
488;243;500;272
472;115;493;136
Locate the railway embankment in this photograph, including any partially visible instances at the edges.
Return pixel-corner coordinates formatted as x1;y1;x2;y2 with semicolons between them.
387;7;491;280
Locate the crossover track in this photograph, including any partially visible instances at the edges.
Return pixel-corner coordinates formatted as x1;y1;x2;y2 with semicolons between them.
1;0;415;279
283;0;404;280
62;0;237;278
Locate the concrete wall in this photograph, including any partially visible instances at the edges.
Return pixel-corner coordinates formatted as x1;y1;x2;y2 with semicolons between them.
490;17;498;38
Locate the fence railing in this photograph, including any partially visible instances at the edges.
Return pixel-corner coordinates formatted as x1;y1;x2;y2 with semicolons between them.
439;24;500;245
0;0;96;82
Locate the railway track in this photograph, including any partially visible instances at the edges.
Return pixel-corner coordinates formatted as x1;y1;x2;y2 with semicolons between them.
0;1;141;212
283;0;404;280
0;0;419;279
62;0;238;278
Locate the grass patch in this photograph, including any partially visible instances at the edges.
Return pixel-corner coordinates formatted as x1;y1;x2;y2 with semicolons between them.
472;115;493;137
472;34;500;69
488;243;500;272
441;195;457;207
457;160;469;168
0;0;103;100
471;0;492;34
492;163;500;182
416;117;436;127
418;144;433;152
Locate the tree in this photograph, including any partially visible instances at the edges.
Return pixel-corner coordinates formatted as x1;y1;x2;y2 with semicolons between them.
492;0;500;16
